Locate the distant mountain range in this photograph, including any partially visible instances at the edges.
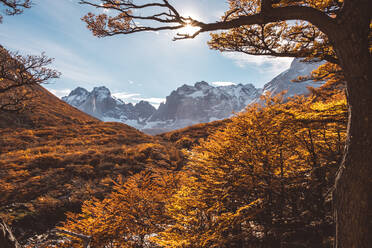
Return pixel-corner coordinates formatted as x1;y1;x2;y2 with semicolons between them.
62;86;155;126
62;58;324;134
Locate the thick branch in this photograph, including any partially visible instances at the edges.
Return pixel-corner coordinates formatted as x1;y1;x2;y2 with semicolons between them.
198;6;335;36
80;1;335;40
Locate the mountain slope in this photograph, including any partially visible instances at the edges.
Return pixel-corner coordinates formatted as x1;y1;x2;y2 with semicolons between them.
0;84;98;129
0;84;183;241
143;81;260;133
262;58;324;99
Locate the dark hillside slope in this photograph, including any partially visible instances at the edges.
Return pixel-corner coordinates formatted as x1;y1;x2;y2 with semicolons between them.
157;119;231;150
0;85;183;240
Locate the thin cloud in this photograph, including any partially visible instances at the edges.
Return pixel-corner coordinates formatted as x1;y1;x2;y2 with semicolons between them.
0;33;118;85
211;81;236;87
47;88;71;98
133;97;165;104
223;52;293;76
112;92;141;100
112;92;165;108
133;97;165;108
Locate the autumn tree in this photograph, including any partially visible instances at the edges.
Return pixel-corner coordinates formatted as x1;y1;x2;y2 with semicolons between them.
0;46;60;112
0;1;60;112
153;93;347;247
60;168;181;248
79;1;371;246
0;0;31;22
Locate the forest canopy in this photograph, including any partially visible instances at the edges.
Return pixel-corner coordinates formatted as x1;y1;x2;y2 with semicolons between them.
60;89;348;248
79;1;372;246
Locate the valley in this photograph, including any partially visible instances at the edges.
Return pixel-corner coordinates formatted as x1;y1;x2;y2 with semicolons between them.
1;0;370;247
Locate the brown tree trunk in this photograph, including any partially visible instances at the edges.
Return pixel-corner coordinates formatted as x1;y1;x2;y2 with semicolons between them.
330;1;372;246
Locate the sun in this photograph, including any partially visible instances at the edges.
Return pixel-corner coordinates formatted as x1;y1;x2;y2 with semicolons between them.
179;23;201;36
177;10;202;36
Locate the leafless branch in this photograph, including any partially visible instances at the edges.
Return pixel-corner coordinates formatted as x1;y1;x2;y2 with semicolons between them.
0;0;31;22
0;46;60;94
0;46;60;112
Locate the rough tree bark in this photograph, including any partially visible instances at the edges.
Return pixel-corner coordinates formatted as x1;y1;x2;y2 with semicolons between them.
330;1;372;247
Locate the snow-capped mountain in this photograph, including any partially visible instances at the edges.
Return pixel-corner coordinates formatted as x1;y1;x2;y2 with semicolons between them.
61;58;324;134
62;83;260;133
262;58;324;99
62;87;89;107
142;81;261;133
62;86;156;125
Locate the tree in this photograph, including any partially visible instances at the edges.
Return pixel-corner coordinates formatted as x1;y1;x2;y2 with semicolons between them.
154;93;347;248
0;0;31;22
0;1;60;112
79;1;371;246
60;168;181;248
0;46;60;112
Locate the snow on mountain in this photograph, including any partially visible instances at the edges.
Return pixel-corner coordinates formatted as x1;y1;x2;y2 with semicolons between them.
61;87;89;107
61;58;325;134
144;81;261;133
261;58;324;99
62;86;156;128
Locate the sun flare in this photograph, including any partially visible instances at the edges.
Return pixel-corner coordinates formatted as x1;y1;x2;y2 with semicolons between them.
180;23;201;36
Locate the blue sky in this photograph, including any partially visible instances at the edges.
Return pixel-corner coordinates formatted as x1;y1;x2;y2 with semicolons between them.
0;0;292;107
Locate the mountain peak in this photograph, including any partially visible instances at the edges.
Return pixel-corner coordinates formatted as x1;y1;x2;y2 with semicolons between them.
262;58;325;99
61;59;325;134
194;81;211;90
62;87;156;125
62;87;90;107
91;86;111;100
69;87;89;96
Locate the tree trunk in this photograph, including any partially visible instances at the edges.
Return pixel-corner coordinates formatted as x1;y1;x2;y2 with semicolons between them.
330;2;372;246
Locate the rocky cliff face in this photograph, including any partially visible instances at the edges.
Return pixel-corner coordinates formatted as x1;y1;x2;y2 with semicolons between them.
62;86;156;125
261;58;324;99
143;81;261;133
62;83;261;133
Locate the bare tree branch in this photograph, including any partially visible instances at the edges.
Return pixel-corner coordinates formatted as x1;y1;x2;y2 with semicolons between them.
0;0;31;22
0;46;60;112
0;46;60;94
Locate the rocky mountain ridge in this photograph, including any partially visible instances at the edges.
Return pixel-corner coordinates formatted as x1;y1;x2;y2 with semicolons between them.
63;82;261;133
62;86;156;125
262;58;324;98
62;58;324;134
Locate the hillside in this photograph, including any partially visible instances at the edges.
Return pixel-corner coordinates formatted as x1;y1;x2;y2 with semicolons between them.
0;84;99;129
0;81;348;248
0;85;184;240
157;119;231;149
